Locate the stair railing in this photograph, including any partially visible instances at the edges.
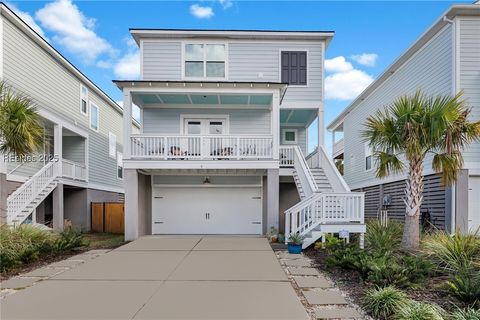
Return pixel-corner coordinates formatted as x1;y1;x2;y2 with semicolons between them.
7;161;59;223
292;146;318;196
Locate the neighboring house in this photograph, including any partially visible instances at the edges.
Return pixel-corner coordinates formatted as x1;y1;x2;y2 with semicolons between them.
0;4;131;230
116;28;366;247
328;4;480;234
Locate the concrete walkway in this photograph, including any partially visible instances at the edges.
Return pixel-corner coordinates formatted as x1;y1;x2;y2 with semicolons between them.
1;236;309;320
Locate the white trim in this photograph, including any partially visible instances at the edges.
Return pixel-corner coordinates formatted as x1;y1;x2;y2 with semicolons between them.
143;103;270;110
117;151;123;180
79;84;89;116
87;182;124;194
0;17;3;80
278;49;309;87
282;128;298;144
108;132;116;158
280;102;322;109
123;160;279;170
89;102;99;132
321;41;325;103
364;143;373;172
152;184;262;188
180;114;230;134
454;17;461;94
37;108;88;138
140;39;144;80
181;41;229;81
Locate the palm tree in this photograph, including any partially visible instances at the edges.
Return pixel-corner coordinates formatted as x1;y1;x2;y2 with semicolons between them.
0;82;44;223
0;82;44;156
363;91;480;250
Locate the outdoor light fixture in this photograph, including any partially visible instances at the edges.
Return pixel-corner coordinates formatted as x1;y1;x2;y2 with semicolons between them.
203;177;211;184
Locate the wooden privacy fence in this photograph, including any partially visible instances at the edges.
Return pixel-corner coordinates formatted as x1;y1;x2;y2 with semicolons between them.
91;202;124;234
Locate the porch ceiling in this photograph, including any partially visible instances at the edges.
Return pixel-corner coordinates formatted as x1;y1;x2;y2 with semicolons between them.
134;93;273;107
280;109;317;126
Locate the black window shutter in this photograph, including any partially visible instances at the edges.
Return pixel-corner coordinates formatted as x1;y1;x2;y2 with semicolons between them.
281;51;307;85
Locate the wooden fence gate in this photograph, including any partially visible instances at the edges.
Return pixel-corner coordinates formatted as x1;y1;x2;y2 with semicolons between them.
91;202;124;234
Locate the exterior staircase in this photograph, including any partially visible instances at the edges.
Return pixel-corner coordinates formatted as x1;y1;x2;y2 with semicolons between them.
7;161;59;226
283;145;365;248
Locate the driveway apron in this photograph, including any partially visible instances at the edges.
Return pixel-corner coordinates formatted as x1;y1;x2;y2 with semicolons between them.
1;235;308;320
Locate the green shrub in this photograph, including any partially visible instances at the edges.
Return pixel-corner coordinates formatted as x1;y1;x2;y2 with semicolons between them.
403;255;435;285
422;230;480;274
396;302;445;320
53;228;86;252
365;220;403;256
326;245;365;270
447;269;480;306
362;286;409;319
450;307;480;320
362;256;411;288
324;234;346;253
0;224;57;272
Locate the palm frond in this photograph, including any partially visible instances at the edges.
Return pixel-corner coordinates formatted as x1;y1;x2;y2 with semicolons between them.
432;151;464;186
375;151;404;178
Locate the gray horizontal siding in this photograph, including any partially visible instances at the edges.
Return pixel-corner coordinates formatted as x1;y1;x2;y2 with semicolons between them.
355;174;448;231
143;108;271;135
280;125;307;154
2;18;123;190
343;25;453;188
141;40;323;104
459;18;480;168
63;136;85;164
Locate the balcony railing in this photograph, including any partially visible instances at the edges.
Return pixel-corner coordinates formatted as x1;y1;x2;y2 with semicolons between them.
130;135;273;160
333;138;344;158
62;159;87;181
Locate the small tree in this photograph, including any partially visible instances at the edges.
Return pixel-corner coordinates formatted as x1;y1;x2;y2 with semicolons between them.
363;91;480;250
0;82;44;156
0;82;43;223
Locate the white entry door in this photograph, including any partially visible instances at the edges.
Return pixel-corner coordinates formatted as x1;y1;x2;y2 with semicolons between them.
152;187;262;234
468;176;480;231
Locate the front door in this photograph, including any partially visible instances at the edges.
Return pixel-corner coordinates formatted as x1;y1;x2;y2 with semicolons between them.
184;118;227;157
184;118;226;135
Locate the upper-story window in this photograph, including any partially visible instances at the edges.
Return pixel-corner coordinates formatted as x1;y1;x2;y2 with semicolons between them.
89;102;99;131
184;43;226;79
281;51;307;86
365;143;373;171
108;132;116;158
80;84;88;115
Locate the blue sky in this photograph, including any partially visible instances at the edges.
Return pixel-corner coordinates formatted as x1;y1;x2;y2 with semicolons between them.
8;0;466;153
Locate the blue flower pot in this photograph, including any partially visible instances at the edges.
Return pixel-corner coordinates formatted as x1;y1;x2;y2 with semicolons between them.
287;243;303;254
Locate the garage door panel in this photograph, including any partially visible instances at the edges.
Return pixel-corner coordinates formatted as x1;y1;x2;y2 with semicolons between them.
152;187;262;235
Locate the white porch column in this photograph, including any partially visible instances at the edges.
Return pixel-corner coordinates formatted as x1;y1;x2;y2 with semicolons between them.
271;91;280;160
267;169;279;232
331;130;336;156
54;124;63;177
52;183;64;231
123;90;132;159
317;107;324;166
124;169;139;240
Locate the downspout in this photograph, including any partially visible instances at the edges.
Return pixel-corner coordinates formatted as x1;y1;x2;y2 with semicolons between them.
443;15;456;234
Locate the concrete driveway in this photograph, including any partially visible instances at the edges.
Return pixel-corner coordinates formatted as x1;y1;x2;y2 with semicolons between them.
1;236;308;320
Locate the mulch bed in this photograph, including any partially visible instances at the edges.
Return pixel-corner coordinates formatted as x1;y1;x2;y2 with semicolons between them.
304;248;463;313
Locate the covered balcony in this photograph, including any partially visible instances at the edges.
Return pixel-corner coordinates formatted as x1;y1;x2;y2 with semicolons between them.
116;81;286;169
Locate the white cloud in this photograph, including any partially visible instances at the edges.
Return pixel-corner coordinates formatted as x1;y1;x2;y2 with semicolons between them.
219;0;233;9
190;4;214;19
114;51;140;79
324;56;374;101
7;3;47;40
351;53;378;67
96;60;112;69
325;56;353;73
35;0;114;63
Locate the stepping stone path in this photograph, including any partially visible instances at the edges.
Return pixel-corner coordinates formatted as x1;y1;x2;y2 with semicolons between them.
0;249;110;299
276;250;365;320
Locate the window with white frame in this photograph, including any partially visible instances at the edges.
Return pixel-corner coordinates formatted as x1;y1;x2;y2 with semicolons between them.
80;84;88;115
365;143;373;171
282;129;298;145
89;103;99;131
184;43;226;78
117;152;123;179
108;132;116;158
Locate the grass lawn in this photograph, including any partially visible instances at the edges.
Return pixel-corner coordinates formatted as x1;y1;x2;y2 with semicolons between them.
84;233;126;249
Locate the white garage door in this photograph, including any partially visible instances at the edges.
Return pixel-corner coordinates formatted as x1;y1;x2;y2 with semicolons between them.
468;176;480;231
152;187;262;234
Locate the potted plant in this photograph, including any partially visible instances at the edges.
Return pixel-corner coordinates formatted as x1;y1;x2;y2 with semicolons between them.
277;233;285;244
287;233;304;254
267;226;278;243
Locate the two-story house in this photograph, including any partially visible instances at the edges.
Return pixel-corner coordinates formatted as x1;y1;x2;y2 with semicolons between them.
1;4;131;230
116;29;366;247
327;3;480;234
